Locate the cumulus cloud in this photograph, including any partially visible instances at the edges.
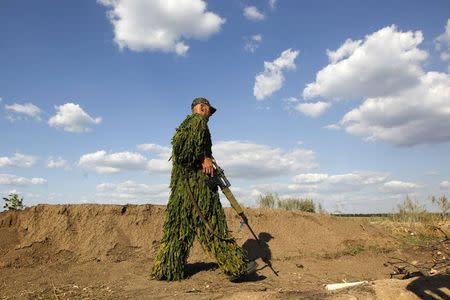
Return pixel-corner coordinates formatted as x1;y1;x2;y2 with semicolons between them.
323;124;341;130
78;150;148;174
212;140;318;179
5;102;42;121
435;19;450;50
254;48;299;100
304;25;450;146
98;0;225;56
435;18;450;71
243;6;265;21
46;156;71;170
0;153;37;168
341;71;450;146
295;101;331;118
137;143;171;157
250;171;391;200
96;180;169;203
48;103;102;133
244;34;262;53
383;180;419;192
137;143;171;173
80;140;317;179
0;173;47;186
440;180;450;190
304;25;427;101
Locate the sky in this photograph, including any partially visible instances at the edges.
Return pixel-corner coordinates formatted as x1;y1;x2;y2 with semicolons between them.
1;0;450;213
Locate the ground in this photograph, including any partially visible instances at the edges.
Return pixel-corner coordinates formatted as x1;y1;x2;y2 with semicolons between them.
0;204;448;299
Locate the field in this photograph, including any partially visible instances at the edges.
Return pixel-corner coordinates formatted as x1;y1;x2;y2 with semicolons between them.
0;204;448;299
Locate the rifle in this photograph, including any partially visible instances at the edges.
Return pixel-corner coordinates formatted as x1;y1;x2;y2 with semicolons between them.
211;158;279;276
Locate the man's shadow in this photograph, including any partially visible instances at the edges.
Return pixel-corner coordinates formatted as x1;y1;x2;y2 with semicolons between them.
406;274;450;299
242;232;276;274
185;262;218;277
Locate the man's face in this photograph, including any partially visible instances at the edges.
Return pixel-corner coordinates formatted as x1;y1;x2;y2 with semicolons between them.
192;103;212;119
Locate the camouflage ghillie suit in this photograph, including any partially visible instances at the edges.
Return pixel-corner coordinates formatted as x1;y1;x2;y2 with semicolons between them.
151;113;248;281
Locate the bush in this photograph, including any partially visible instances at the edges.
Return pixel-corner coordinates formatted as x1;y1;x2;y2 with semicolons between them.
431;195;449;220
392;195;430;223
3;193;25;210
258;192;277;209
277;197;316;212
258;192;316;212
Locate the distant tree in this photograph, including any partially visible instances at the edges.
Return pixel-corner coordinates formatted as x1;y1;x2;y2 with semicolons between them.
3;193;25;210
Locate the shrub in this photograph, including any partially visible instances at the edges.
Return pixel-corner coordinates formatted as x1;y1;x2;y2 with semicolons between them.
3;193;25;210
431;195;449;220
258;192;277;209
277;197;316;212
258;192;317;212
392;195;430;223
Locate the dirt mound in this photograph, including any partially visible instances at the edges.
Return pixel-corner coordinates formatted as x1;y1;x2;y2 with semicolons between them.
0;204;446;299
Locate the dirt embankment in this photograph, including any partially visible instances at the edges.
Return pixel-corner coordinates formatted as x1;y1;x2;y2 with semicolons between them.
0;205;447;299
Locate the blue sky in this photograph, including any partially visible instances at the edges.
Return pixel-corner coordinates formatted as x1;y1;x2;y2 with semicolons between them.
1;0;449;213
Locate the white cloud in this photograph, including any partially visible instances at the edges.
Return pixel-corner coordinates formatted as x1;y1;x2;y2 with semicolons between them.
254;48;299;100
96;180;169;204
303;25;427;101
292;173;329;184
244;34;262;53
326;39;362;64
323;124;341;130
304;25;450;146
137;143;171;157
295;101;331;118
435;19;450;71
137;143;172;173
98;0;225;56
243;6;265;21
0;153;37;168
383;180;419;192
435;19;450;51
0;173;47;186
269;0;277;10
440;180;450;190
441;51;450;61
48;103;102;133
251;171;390;199
341;71;450;146
5;102;42;121
78;150;148;174
212;140;318;179
46;156;71;170
78;145;171;175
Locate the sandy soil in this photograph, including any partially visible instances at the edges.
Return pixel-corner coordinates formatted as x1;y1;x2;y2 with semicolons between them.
0;204;448;299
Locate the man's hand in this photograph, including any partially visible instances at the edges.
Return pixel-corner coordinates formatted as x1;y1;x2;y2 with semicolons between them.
202;157;214;177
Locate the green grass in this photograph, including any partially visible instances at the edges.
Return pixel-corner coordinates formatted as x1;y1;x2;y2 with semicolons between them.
258;192;318;213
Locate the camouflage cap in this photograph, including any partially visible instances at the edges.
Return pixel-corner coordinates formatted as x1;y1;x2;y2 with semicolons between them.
191;97;217;115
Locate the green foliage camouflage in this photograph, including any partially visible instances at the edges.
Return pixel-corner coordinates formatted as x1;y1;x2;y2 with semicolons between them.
151;114;247;281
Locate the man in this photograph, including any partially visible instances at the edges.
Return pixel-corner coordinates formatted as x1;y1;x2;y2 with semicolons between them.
151;97;256;281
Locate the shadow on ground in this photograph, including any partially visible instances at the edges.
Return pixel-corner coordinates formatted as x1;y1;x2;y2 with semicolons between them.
185;262;218;277
406;275;450;299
